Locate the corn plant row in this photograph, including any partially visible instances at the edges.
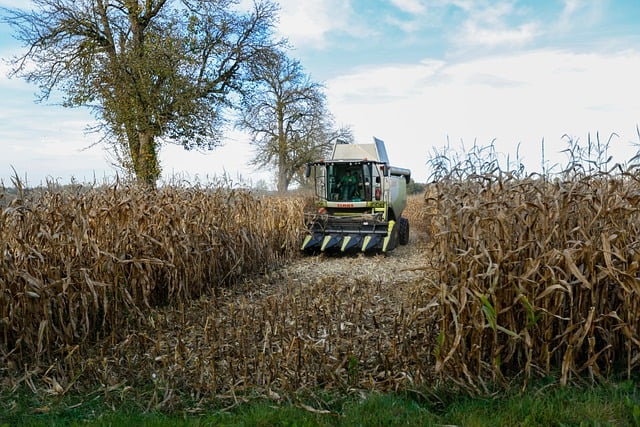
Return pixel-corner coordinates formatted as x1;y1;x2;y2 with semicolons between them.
425;171;640;392
0;183;304;371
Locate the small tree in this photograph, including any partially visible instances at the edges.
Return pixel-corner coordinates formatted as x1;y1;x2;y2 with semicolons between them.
406;178;426;195
2;0;281;186
237;48;350;193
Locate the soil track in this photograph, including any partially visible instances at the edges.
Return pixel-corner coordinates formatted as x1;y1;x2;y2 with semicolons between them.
279;233;431;293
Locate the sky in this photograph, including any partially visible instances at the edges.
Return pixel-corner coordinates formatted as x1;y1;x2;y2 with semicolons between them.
1;0;639;187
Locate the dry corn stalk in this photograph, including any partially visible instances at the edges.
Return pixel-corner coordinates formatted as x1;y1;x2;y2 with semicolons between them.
0;183;304;373
427;171;640;390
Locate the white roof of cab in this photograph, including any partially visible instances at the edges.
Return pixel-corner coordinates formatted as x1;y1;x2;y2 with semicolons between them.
331;137;390;163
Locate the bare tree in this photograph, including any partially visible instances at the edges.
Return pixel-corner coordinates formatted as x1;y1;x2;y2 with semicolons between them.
2;0;281;186
237;49;351;193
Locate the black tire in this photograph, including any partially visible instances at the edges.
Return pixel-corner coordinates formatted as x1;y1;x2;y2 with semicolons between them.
398;217;410;245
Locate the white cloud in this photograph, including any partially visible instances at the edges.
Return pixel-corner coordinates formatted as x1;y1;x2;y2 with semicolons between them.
329;59;445;103
276;0;364;48
0;63;11;85
561;0;582;17
460;22;538;47
385;15;422;34
449;1;540;49
558;0;606;28
326;49;640;181
389;0;427;15
157;137;272;187
0;0;29;8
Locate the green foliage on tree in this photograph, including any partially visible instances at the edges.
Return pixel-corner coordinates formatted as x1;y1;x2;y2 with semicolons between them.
1;0;281;186
237;48;351;193
407;178;426;195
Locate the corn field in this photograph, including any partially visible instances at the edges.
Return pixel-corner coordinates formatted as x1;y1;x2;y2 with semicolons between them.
0;183;303;378
1;165;639;406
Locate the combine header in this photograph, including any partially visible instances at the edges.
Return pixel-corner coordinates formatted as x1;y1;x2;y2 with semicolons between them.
301;137;411;253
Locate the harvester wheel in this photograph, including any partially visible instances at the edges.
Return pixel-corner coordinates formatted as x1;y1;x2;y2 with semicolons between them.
398;217;410;245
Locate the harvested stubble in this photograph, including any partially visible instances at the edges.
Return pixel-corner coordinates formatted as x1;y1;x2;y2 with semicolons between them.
77;248;437;406
425;172;640;391
0;183;303;376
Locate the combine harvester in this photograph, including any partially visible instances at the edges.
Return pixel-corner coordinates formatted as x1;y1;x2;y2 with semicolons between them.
301;137;411;253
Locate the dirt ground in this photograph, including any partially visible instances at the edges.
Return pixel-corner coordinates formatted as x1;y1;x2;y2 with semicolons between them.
280;232;432;290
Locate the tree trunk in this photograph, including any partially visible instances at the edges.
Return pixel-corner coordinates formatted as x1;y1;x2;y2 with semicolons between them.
277;152;289;193
276;135;291;192
276;111;288;193
130;129;160;188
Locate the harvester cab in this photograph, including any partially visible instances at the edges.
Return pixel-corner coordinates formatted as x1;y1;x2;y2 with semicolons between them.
301;137;411;253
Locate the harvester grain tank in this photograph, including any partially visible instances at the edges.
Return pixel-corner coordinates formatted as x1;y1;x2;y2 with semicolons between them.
301;137;411;253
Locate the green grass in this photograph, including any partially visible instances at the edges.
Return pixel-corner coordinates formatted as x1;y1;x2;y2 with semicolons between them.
441;381;640;427
2;380;639;426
